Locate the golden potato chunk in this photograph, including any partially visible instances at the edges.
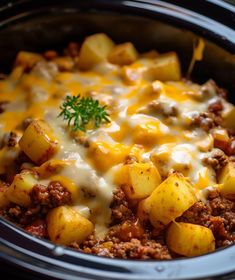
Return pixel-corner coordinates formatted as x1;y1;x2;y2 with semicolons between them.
147;173;197;226
121;162;161;200
222;107;235;131
87;141;130;173
47;206;94;245
218;162;235;200
6;171;38;207
132;120;169;147
0;184;10;208
143;52;181;81
137;198;152;223
108;42;138;65
79;33;114;70
15;51;44;70
167;222;215;257
19;120;59;165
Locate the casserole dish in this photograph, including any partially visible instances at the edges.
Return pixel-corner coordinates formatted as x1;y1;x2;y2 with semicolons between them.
0;0;235;279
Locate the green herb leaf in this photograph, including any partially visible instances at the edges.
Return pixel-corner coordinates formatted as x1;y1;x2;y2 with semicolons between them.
58;95;110;132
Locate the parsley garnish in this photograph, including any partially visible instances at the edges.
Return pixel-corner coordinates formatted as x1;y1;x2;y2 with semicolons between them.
58;95;110;132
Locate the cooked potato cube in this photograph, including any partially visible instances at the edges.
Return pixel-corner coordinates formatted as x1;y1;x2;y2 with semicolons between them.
143;52;181;81
222;107;235;131
47;206;94;245
218;162;235;200
0;184;10;208
137;198;152;223
108;42;138;65
87;141;130;173
6;171;38;207
15;51;44;70
79;33;114;70
167;222;215;257
122;162;161;199
132;120;169;146
19;120;59;165
212;128;229;151
148;173;197;226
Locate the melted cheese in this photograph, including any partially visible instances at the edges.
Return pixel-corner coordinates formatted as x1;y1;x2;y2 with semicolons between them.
0;54;230;238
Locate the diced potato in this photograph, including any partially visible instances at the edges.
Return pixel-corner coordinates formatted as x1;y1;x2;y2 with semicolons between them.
132;120;169;146
143;52;181;81
15;51;44;70
108;42;138;65
148;173;197;226
222;107;235;130
19;120;59;165
121;162;161;200
212;128;229;151
0;184;10;208
47;206;94;245
137;198;152;223
87;141;130;173
218;162;235;200
6;171;38;207
79;33;114;70
166;222;215;257
50;175;79;202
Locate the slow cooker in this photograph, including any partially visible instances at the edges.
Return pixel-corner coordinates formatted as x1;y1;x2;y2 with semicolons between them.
0;0;235;279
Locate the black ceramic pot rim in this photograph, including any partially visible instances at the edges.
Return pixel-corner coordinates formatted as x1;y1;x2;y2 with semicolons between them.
0;0;234;52
0;1;235;279
1;218;235;280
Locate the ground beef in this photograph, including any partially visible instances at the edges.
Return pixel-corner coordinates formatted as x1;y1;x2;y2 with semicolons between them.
109;238;171;259
179;190;235;248
7;204;41;225
43;50;58;60
30;181;71;209
4;181;71;226
24;219;48;238
177;201;212;227
192;112;221;131
137;100;178;118
80;237;171;260
1;131;18;147
63;42;80;57
208;98;223;114
203;148;228;170
110;188;133;224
